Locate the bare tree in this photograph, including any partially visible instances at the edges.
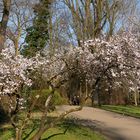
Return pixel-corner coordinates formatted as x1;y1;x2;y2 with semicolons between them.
62;0;138;45
7;0;35;55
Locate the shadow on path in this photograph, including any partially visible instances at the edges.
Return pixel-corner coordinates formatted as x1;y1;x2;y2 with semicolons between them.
74;119;129;140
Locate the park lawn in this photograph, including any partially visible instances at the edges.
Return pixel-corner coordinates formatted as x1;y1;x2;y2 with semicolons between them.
0;120;106;140
100;105;140;118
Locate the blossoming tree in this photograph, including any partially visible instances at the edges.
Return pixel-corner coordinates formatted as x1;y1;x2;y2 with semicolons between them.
65;31;140;106
0;31;139;140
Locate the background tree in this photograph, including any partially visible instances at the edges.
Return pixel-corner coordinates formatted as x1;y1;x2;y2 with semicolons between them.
62;0;137;45
0;0;11;52
6;0;34;56
63;0;116;45
23;0;53;57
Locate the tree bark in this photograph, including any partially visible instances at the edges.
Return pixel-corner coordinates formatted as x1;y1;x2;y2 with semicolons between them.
134;91;138;106
0;0;11;52
16;128;22;140
30;94;53;140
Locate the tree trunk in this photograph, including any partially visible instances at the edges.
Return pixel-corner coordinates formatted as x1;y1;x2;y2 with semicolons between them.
30;128;45;140
14;39;19;56
29;94;53;140
16;128;22;140
134;92;138;106
0;35;5;52
0;0;11;52
91;94;94;107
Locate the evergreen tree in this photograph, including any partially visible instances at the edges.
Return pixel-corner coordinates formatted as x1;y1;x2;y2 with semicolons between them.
23;0;52;56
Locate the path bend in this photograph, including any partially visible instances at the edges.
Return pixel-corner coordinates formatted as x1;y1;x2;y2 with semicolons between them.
56;105;140;140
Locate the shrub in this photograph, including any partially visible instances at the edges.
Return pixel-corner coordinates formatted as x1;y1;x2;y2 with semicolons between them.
29;89;68;111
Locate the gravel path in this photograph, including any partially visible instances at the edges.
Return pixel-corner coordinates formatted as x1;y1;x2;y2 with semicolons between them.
56;105;140;140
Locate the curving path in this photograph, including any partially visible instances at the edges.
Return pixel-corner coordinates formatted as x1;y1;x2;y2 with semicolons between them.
56;105;140;140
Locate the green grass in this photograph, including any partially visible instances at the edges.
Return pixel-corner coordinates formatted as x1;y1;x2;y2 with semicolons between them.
100;105;140;118
41;122;105;140
0;128;15;140
0;120;105;140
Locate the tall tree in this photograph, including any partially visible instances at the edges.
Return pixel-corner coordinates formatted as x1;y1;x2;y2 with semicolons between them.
6;0;34;56
63;0;136;45
0;0;11;52
23;0;52;57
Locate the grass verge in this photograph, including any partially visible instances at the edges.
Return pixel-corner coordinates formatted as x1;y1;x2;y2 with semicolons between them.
100;105;140;118
0;119;106;140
